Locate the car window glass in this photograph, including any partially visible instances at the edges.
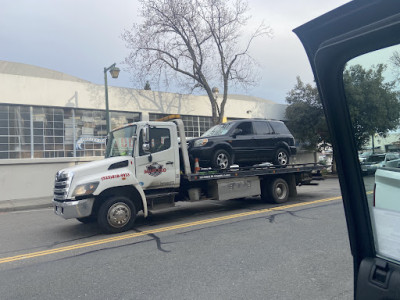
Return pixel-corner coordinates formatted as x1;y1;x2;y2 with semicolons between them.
202;122;234;137
253;121;272;135
269;121;291;134
343;44;400;264
149;127;170;153
105;125;136;158
236;122;253;135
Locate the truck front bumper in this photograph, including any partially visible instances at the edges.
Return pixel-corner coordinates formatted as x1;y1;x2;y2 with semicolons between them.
53;197;95;219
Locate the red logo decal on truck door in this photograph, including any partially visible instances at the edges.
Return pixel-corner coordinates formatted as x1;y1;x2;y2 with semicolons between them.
144;163;166;177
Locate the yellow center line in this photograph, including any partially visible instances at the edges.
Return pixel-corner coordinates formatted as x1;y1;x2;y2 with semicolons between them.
0;196;342;264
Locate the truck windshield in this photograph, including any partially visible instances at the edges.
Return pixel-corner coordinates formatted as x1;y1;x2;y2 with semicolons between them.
202;122;234;137
105;125;137;158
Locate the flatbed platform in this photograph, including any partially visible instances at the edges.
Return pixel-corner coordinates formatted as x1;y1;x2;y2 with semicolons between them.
184;163;324;181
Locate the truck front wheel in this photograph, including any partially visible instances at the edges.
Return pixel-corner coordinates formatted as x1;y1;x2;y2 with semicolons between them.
97;195;137;234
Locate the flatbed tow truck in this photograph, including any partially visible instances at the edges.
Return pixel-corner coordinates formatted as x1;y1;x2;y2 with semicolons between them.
53;118;323;233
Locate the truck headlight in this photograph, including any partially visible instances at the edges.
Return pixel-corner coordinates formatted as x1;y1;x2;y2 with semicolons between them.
194;138;208;147
72;182;99;197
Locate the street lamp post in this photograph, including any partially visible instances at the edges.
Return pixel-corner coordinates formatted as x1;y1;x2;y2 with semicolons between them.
104;63;120;134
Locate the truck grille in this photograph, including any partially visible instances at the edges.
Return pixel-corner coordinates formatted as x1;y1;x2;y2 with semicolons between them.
54;171;73;201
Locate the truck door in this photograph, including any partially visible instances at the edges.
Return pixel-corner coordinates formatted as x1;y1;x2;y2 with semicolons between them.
295;1;400;298
135;125;179;190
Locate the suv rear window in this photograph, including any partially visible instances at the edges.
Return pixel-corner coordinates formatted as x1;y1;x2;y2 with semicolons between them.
269;121;291;134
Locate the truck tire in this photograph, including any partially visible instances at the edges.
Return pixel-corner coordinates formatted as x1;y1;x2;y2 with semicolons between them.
274;148;289;166
97;195;137;234
261;178;289;204
76;216;97;224
212;149;232;170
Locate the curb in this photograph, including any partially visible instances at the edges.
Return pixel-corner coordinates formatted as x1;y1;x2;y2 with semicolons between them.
0;200;53;213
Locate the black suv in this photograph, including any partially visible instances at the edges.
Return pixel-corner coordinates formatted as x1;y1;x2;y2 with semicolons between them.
187;119;296;169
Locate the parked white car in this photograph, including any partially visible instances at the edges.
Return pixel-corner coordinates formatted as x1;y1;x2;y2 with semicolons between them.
374;168;400;213
380;152;400;168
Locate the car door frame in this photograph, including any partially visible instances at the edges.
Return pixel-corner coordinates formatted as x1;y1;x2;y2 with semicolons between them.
252;120;275;161
294;1;400;299
229;121;257;163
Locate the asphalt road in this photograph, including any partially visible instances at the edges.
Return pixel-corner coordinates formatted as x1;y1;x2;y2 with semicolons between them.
0;178;354;300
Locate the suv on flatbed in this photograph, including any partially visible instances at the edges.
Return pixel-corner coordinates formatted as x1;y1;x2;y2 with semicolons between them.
187;119;296;169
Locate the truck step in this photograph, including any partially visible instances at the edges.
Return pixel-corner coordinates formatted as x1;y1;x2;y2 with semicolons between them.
147;192;177;211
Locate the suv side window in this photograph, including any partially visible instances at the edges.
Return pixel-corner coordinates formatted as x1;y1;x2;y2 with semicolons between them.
269;121;291;134
236;122;254;135
253;121;272;135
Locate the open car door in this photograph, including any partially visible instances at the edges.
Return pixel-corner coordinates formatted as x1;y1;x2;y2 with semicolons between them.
294;1;400;299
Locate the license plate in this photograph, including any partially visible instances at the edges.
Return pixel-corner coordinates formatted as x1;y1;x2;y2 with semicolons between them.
362;167;367;171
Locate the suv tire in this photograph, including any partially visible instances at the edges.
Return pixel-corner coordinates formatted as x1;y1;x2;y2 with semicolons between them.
274;148;289;166
212;149;232;170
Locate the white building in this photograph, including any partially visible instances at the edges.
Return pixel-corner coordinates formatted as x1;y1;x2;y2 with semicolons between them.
364;132;400;153
0;60;287;202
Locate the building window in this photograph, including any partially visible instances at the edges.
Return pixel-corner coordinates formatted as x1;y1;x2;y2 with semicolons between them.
149;113;214;137
74;109;106;157
0;104;140;159
32;107;65;158
0;105;31;159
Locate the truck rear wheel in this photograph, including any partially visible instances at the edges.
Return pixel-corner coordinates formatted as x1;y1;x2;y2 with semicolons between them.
97;195;137;234
261;178;289;204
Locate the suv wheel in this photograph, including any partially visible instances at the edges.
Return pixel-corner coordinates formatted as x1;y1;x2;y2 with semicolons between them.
274;148;289;166
212;149;232;170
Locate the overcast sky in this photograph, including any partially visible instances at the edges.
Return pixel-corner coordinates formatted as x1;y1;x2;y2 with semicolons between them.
1;0;349;104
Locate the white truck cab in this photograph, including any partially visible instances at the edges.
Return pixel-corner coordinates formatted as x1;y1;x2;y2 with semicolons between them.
54;120;189;233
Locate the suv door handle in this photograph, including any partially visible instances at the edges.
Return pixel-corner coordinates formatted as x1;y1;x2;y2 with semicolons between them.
166;161;174;165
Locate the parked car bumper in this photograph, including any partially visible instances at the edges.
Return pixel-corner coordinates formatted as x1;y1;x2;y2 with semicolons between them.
361;164;379;175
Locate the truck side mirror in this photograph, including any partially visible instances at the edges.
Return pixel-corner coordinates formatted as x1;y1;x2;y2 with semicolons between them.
143;126;150;144
142;143;150;152
141;126;151;156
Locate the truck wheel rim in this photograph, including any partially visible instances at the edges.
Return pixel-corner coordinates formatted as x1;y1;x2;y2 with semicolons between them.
275;182;287;199
277;152;288;165
216;153;229;169
107;202;131;228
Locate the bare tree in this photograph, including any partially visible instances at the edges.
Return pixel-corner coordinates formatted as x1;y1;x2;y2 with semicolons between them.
122;0;271;124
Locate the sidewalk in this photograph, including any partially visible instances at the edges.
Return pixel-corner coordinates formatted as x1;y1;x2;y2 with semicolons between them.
0;197;53;213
